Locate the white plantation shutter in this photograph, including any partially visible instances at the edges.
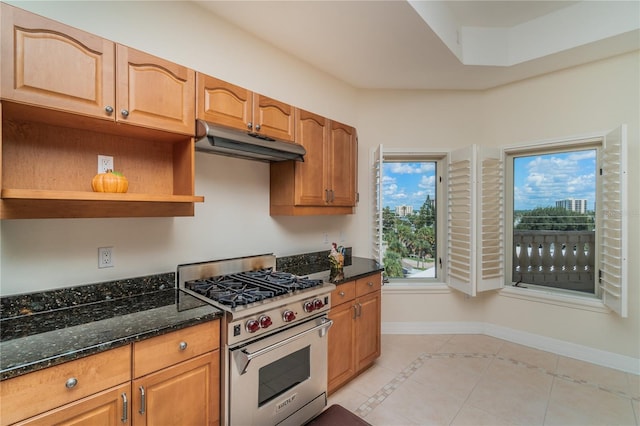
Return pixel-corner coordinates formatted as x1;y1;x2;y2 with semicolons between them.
448;146;475;294
600;125;628;317
478;152;504;291
447;145;504;296
372;145;383;264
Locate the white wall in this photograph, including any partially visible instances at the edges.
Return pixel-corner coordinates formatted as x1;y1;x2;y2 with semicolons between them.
480;52;640;361
1;1;638;365
354;52;640;361
0;0;358;294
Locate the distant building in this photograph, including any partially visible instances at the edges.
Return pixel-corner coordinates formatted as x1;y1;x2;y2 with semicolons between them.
395;205;413;217
556;198;588;213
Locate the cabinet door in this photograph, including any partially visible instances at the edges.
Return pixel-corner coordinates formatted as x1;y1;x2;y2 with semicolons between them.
116;45;195;135
294;109;329;206
196;74;252;132
328;121;357;206
133;351;219;426
0;3;115;119
327;301;356;394
0;345;131;426
253;94;295;142
355;290;381;371
14;383;131;426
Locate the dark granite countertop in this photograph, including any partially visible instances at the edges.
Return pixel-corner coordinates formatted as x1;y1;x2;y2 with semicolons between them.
0;254;381;381
0;274;221;381
278;255;383;285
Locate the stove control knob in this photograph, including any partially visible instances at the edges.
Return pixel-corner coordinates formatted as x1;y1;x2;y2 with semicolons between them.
283;310;296;322
245;319;260;333
259;315;273;328
303;301;315;313
313;298;324;310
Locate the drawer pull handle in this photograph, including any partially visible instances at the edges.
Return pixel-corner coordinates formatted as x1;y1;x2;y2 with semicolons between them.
139;386;146;415
179;341;188;351
65;377;78;389
121;392;128;423
339;291;345;297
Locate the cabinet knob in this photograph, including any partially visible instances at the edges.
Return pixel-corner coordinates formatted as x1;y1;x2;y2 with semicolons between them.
120;109;130;118
339;291;345;297
179;341;188;351
247;122;253;130
255;124;261;131
368;281;374;287
104;105;114;115
65;377;78;389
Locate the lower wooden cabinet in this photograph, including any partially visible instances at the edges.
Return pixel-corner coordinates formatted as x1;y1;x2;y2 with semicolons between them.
0;345;131;426
132;320;220;426
132;352;219;426
327;297;357;391
0;320;220;426
12;383;131;426
327;273;382;394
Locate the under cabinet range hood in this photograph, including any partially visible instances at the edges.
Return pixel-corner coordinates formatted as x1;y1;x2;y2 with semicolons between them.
195;119;305;162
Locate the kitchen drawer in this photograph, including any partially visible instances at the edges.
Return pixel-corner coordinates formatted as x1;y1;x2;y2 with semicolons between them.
0;345;131;426
133;320;220;378
355;273;381;297
331;281;355;307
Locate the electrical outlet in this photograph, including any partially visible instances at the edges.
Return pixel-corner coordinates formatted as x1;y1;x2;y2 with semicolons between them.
98;247;114;268
98;155;114;174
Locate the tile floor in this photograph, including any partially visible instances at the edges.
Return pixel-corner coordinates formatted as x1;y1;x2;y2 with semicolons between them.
328;334;640;426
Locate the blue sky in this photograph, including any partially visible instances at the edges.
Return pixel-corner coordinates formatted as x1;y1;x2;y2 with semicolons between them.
382;150;596;212
382;162;436;211
513;149;596;211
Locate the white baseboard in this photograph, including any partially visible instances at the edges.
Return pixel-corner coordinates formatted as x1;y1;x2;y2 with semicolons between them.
382;321;640;375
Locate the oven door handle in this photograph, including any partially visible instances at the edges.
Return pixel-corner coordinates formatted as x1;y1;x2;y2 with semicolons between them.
233;317;333;375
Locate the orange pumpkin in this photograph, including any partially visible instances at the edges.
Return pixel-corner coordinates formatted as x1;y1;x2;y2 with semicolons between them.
92;171;128;193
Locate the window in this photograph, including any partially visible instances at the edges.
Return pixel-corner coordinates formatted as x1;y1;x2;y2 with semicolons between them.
504;127;628;316
373;146;446;283
509;147;597;294
372;126;627;317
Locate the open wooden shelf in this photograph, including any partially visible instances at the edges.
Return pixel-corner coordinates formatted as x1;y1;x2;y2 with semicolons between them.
1;102;204;219
2;189;204;203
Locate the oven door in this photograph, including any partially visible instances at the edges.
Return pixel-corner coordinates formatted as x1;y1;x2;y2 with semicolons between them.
229;315;333;426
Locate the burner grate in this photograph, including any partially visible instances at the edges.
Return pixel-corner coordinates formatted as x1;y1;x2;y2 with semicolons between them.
184;268;323;308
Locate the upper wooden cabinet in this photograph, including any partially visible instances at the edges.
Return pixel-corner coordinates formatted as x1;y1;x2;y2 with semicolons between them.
0;4;202;219
0;4;115;121
270;108;357;215
328;120;358;206
0;3;195;136
116;45;195;135
197;73;295;142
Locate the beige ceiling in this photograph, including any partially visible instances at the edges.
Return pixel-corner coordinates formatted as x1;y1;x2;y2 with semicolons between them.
194;0;640;90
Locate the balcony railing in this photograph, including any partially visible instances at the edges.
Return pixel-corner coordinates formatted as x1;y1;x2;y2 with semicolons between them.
512;230;595;293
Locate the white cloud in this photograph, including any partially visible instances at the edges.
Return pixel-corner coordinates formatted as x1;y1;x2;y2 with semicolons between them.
515;150;596;210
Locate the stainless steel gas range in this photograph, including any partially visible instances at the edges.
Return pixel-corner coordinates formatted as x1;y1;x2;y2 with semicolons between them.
177;254;335;426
